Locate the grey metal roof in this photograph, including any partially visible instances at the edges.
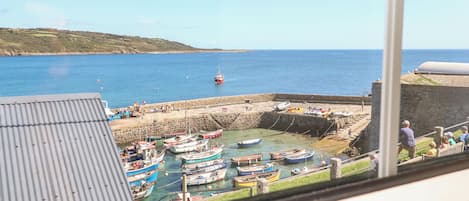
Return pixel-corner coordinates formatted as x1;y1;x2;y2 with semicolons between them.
0;93;133;201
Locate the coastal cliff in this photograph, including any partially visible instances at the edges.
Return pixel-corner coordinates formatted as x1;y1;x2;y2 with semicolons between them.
0;28;233;56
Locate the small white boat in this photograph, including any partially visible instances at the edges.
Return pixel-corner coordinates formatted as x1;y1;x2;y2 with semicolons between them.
163;134;195;147
237;139;262;148
181;145;224;164
274;101;291;111
182;158;225;171
186;168;227;186
331;111;353;117
170;140;209;153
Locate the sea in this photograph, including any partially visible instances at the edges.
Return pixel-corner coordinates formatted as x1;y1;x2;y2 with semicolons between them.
2;50;469;108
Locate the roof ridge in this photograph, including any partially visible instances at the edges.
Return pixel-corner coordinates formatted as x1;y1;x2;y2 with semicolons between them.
0;93;101;104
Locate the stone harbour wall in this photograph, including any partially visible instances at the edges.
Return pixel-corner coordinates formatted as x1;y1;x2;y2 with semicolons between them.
366;82;469;151
112;111;359;144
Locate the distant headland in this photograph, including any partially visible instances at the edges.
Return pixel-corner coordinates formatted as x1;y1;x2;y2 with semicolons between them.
0;28;245;56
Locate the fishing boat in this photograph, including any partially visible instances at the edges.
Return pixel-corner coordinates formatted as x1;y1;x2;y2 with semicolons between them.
237;138;262;148
181;145;224;164
237;163;274;176
183;163;227;175
121;141;163;200
274;101;290;111
163;134;196;148
284;152;315;164
231;153;263;166
233;170;281;187
199;129;223;139
162;130;187;138
132;181;156;200
214;69;224;85
270;148;306;160
186;168;227;186
182;158;225;171
170;139;209;153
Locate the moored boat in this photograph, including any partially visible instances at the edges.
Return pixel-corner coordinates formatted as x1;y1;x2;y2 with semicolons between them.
199;129;223;139
181;145;224;164
237;138;262;148
270;148;306;160
121;141;163;200
183;163;227;175
186;168;227;186
231;153;263;166
214;69;224;85
170;139;209;153
284;152;315;164
274;101;290;111
163;134;195;147
131;181;155;200
237;163;274;176
182;158;225;171
233;170;281;187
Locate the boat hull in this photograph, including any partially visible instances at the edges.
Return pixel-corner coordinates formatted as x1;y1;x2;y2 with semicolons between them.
200;129;223;139
126;162;159;177
183;152;222;164
187;168;227;186
170;140;208;153
233;170;280;187
270;148;306;160
182;158;225;171
231;154;263;166
237;139;262;148
284;152;315;164
237;165;274;176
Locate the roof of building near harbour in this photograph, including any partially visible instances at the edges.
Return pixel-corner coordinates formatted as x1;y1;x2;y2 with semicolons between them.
0;93;132;201
398;62;469;87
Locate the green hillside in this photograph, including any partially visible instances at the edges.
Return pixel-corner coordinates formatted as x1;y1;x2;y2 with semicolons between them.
0;28;212;56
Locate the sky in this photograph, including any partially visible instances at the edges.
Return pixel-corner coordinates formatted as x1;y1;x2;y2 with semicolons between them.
0;0;468;49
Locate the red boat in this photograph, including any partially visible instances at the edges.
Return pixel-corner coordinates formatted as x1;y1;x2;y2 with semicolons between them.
214;70;224;85
199;129;223;139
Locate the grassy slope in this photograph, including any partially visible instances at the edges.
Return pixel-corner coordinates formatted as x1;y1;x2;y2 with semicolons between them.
0;28;210;55
209;159;371;201
211;129;465;201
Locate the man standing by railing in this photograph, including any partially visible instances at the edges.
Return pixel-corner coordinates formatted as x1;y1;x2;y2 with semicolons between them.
398;120;416;159
458;126;469;150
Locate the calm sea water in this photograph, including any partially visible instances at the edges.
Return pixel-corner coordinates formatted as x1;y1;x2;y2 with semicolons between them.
1;50;469;107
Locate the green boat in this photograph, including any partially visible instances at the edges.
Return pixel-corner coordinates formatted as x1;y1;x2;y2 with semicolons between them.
181;145;224;164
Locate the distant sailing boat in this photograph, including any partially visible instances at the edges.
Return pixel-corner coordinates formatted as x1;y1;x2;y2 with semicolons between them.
214;68;224;85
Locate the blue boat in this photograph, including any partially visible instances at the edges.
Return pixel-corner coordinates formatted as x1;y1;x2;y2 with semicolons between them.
284;152;315;164
237;163;274;176
237;138;262;148
121;141;164;200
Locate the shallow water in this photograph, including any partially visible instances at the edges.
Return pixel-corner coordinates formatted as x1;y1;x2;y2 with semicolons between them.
146;128;336;201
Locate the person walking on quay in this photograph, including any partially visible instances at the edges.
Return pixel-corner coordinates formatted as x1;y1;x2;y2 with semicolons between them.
458;126;469;150
398;120;416;159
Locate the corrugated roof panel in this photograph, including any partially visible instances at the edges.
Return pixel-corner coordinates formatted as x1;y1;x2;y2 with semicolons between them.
0;93;132;201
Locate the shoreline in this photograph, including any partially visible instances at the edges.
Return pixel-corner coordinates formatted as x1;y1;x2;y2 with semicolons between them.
0;49;248;57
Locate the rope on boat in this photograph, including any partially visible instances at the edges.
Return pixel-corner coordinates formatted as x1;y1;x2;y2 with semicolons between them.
268;115;282;129
157;178;182;189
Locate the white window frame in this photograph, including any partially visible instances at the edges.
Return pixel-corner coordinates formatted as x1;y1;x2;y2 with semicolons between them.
378;0;405;177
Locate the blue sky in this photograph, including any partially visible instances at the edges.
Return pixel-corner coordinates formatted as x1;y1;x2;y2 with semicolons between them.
0;0;468;49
